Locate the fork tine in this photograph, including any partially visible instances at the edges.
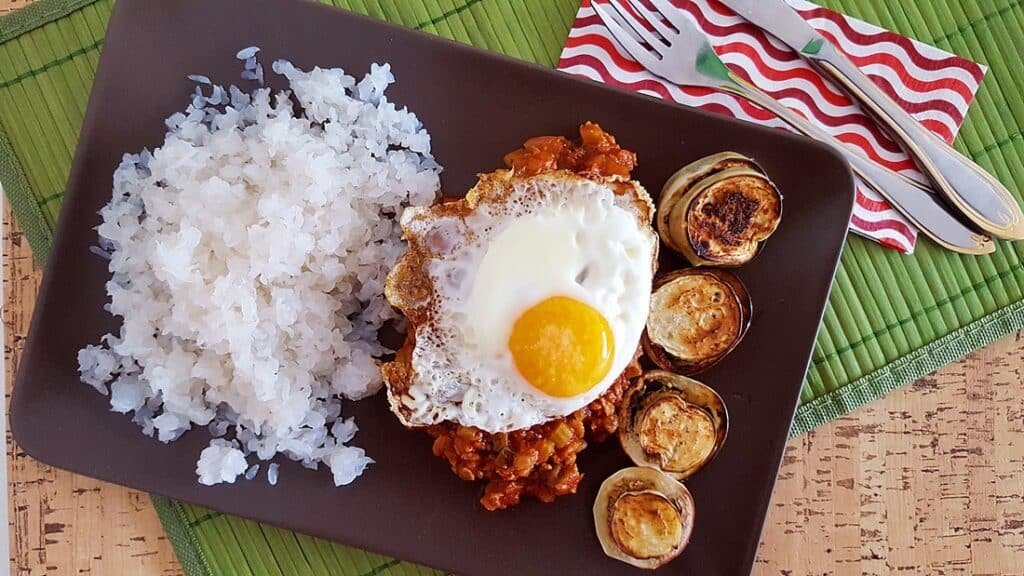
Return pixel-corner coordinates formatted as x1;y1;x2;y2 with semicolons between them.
647;0;695;33
624;0;676;40
606;0;667;53
591;1;662;69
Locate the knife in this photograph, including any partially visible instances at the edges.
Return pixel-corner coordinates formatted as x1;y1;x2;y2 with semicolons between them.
719;0;1024;241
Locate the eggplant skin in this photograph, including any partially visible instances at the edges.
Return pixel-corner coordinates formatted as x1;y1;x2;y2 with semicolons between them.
593;467;695;569
642;269;752;375
617;371;729;482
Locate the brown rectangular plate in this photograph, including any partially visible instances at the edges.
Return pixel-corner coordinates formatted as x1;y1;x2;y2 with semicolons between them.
10;0;855;574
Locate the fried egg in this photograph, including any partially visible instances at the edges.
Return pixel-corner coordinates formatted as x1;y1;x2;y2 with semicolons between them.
384;170;657;432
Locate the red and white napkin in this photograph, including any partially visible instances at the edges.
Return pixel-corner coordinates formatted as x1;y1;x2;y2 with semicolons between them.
557;0;987;253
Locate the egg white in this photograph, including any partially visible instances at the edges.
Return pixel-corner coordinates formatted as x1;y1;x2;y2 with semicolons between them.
400;175;656;433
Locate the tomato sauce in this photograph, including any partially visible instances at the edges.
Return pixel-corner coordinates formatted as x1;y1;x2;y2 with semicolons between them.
426;360;638;511
503;122;637;180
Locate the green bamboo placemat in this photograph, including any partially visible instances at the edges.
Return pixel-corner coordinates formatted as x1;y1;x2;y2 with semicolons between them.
2;0;1023;574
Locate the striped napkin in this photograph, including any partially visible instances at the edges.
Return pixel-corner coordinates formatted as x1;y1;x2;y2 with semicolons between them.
557;0;987;253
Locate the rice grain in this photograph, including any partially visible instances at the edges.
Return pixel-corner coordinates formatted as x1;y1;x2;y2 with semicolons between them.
78;53;440;487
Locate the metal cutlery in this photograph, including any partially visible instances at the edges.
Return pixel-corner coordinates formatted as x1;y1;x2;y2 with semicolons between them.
590;0;994;254
720;0;1024;241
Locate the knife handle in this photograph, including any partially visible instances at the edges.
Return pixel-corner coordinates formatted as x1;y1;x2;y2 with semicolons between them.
840;152;993;254
809;43;1024;241
721;75;994;255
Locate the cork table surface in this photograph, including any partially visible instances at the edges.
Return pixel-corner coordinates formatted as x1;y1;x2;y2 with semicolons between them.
4;1;1024;574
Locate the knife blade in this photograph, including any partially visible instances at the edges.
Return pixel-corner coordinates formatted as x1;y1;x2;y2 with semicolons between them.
720;0;1024;241
719;0;823;57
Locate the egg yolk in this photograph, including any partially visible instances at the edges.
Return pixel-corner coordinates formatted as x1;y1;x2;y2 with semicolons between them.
508;296;615;398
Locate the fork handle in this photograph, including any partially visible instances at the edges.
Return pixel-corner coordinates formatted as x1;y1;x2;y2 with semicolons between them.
719;75;993;255
807;43;1024;240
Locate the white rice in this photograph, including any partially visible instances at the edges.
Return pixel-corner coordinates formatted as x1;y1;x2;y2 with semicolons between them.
244;463;260;481
78;52;441;487
196;440;248;486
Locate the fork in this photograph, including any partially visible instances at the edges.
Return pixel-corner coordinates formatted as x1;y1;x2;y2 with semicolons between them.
591;0;993;255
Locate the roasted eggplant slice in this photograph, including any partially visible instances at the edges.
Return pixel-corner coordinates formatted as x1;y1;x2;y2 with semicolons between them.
594;467;695;569
658;152;782;267
642;268;752;374
619;371;728;480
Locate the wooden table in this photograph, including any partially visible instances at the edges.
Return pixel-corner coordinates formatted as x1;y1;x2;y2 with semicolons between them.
4;4;1024;575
